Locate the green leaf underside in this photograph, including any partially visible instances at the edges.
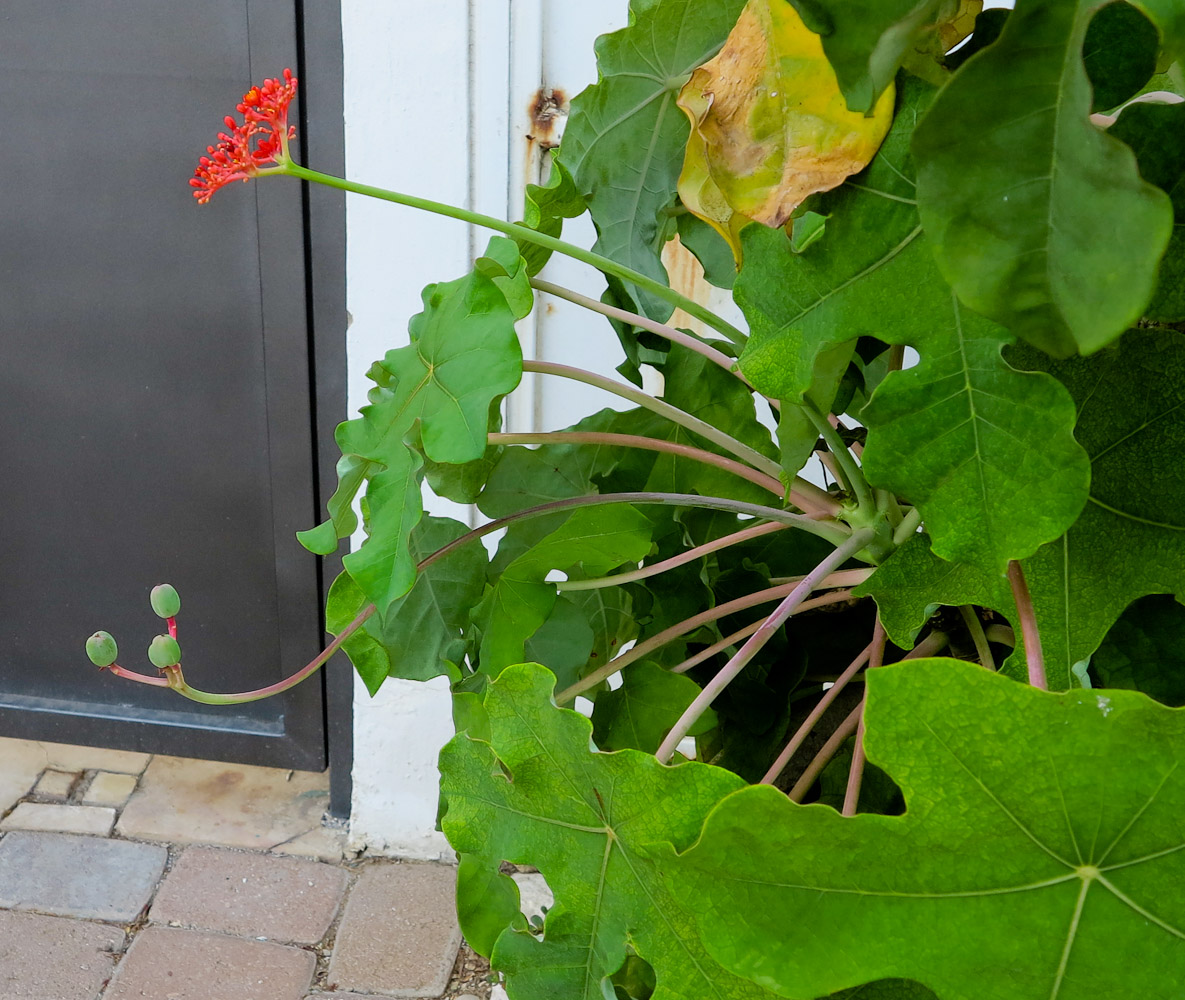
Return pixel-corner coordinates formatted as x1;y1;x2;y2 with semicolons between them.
307;241;523;614
666;659;1185;999
325;517;488;695
439;663;781;1000
558;0;747;318
517;155;587;275
911;0;1171;357
1007;328;1185;686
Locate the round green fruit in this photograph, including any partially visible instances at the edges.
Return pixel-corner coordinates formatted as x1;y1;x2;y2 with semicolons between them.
85;631;119;667
150;584;181;619
147;634;182;668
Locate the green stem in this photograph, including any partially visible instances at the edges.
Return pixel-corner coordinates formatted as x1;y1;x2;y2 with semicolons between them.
804;399;874;513
1007;560;1048;690
842;619;887;817
557;587;856;704
121;493;845;706
557;521;787;593
488;431;783;496
655;528;876;763
958;605;996;671
892;507;923;546
530;277;746;380
760;638;876;785
285;162;748;347
523;360;785;485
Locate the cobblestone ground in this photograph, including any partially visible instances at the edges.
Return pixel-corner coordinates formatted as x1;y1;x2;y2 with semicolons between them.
0;736;514;1000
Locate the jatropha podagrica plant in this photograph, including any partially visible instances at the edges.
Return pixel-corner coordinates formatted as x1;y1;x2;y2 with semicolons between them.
90;2;1185;996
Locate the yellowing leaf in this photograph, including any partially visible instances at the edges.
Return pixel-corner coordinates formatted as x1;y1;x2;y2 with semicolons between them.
676;0;895;261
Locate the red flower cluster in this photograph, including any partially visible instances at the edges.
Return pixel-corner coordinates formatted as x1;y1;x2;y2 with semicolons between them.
191;68;298;204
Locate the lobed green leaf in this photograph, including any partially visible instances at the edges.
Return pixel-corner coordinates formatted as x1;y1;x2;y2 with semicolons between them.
664;658;1185;999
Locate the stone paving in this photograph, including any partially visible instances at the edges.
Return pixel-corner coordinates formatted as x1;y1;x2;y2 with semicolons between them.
0;736;507;1000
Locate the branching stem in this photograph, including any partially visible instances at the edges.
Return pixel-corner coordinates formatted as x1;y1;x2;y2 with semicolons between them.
110;492;848;705
760;640;876;785
488;432;783;496
284;163;749;347
842;620;887;817
557;588;856;703
804;400;874;513
557;521;786;592
892;508;923;545
655;529;876;763
789;704;863;803
529;277;752;386
522;360;781;482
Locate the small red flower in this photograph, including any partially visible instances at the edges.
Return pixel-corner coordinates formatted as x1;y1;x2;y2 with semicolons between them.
191;68;298;204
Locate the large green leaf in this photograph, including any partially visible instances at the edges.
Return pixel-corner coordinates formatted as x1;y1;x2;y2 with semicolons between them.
665;659;1185;999
439;663;781;1000
473;507;653;675
324;516;488;694
860;299;1090;575
785;0;974;112
558;0;746;318
1006;328;1185;684
911;0;1172;356
861;329;1185;691
301;239;524;614
737;77;1089;572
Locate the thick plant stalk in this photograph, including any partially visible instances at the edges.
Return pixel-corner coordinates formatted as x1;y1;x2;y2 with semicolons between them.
522;361;782;481
284;163;749;347
1007;559;1048;689
530;277;749;384
488;432;784;496
521;361;840;517
842;621;888;817
804;400;875;513
557;587;856;703
760;639;877;785
789;703;863;802
558;521;786;593
762;628;949;788
107;492;847;706
655;529;877;764
670;620;767;675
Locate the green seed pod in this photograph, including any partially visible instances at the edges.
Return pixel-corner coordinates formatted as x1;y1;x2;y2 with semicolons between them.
85;631;119;667
148;634;182;668
150;584;181;619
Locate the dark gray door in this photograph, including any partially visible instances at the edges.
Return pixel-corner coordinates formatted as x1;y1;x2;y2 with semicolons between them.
0;2;344;771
